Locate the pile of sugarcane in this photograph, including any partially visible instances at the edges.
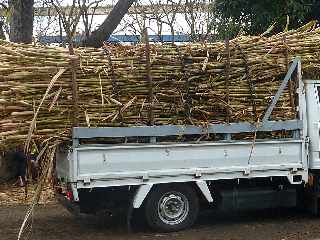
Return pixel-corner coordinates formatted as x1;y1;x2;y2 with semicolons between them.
1;22;320;149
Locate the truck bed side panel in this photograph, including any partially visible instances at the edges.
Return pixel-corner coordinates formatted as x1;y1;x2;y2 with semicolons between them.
73;140;306;187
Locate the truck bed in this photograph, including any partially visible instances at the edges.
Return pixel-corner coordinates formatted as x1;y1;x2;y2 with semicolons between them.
57;138;308;189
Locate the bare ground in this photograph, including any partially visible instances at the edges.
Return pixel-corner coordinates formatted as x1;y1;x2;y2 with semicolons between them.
2;204;320;240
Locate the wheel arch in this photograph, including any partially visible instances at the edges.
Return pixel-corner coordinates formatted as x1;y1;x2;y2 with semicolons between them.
132;181;213;209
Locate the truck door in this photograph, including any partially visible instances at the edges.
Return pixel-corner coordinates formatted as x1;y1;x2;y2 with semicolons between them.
305;80;320;169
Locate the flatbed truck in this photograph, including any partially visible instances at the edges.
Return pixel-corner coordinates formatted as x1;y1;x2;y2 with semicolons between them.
55;58;320;231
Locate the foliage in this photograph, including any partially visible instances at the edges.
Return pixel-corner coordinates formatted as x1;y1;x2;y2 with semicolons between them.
214;0;319;38
0;0;9;37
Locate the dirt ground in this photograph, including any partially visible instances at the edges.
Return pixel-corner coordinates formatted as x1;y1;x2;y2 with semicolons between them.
2;204;320;240
0;183;55;206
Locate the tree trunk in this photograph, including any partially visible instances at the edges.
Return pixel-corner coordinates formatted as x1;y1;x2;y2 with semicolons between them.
0;21;5;40
8;0;34;43
82;0;135;48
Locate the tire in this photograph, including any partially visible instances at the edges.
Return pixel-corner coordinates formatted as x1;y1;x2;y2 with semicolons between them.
144;184;199;232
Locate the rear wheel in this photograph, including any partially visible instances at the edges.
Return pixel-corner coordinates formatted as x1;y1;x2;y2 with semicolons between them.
144;184;199;232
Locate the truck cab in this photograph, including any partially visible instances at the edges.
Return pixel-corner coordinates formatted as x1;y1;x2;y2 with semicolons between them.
306;80;320;169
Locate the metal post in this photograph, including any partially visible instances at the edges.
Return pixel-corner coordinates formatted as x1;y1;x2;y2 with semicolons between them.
144;28;154;126
103;43;123;124
144;28;156;143
68;41;79;127
224;38;231;123
284;36;295;109
261;58;300;124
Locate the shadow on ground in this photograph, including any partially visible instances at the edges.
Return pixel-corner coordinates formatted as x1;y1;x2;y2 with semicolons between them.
1;204;320;240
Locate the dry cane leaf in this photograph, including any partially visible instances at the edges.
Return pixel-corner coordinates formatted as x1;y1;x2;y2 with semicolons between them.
24;68;66;153
109;97;123;106
120;96;137;114
85;110;91;127
48;87;62;112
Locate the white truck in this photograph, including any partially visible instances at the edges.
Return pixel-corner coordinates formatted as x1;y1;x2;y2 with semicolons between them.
55;58;320;231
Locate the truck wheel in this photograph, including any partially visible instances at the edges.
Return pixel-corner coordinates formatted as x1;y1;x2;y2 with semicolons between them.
144;184;199;232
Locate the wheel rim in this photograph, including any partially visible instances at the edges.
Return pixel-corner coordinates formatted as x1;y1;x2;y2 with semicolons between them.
157;191;189;225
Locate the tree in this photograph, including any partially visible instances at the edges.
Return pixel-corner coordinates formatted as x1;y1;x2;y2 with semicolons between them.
160;0;182;44
214;0;317;37
148;0;165;42
50;0;82;51
78;0;104;39
307;1;320;22
8;0;34;43
0;21;5;39
0;1;9;40
82;0;135;47
183;0;215;42
116;0;147;41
